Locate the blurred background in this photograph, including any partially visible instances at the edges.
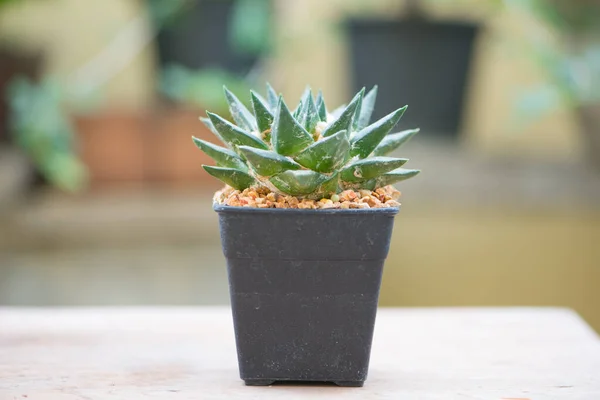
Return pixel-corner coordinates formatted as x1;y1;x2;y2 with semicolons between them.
0;0;599;331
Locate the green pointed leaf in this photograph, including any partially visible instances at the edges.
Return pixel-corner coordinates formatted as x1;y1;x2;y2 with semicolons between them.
192;137;247;171
309;171;340;199
202;166;255;190
340;156;408;182
355;85;378;131
250;91;274;133
293;100;303;120
238;145;300;177
266;82;279;111
299;90;319;133
363;180;377;191
293;87;309;120
294;130;350;173
299;86;311;103
199;116;217;134
251;90;269;103
351;106;407;158
200;116;226;144
373;128;420;156
224;86;257;132
340;178;376;191
269;170;327;196
322;88;365;137
271;98;314;156
376;168;421;186
207;112;268;153
305;97;320;134
351;90;364;132
315;90;327;122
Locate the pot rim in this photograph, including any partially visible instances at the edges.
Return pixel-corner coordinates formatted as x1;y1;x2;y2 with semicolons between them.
213;204;400;215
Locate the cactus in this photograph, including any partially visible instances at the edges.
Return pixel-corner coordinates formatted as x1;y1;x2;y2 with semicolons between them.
193;85;420;198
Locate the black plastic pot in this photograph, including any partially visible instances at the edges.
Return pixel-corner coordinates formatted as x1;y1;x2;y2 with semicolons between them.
214;205;399;387
347;18;479;138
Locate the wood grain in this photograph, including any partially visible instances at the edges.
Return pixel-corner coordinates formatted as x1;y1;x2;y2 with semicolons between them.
1;307;599;399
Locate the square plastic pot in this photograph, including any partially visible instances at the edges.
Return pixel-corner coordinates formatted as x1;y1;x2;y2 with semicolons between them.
214;205;399;387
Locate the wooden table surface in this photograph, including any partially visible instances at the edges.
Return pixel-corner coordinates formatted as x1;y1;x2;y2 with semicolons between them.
1;307;599;400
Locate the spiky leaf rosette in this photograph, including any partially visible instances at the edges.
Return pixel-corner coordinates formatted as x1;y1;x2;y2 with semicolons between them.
194;85;420;198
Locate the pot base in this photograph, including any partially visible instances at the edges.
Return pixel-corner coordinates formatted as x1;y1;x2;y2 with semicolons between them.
334;381;364;387
244;379;276;386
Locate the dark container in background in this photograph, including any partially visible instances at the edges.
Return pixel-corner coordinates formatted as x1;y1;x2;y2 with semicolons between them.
347;19;479;138
0;49;42;144
215;206;399;387
155;0;257;75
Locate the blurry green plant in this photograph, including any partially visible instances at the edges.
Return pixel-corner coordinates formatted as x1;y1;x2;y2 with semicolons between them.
161;65;252;114
2;0;230;193
228;0;272;56
0;0;21;8
193;85;420;197
150;0;273;112
7;77;87;192
495;0;600;167
146;0;191;25
1;0;88;192
2;0;275;193
503;0;600;120
147;0;272;56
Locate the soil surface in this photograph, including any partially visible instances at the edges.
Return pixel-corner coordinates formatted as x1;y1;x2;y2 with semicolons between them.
214;185;401;209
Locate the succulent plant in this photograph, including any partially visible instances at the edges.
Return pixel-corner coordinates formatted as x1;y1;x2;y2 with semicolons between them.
193;85;420;198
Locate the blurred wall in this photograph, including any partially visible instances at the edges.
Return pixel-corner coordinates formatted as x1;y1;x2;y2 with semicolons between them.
0;0;582;160
273;0;581;160
380;206;600;333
